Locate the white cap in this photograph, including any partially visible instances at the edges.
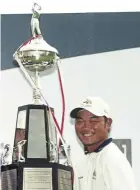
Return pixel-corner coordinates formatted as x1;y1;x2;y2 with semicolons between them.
70;96;111;118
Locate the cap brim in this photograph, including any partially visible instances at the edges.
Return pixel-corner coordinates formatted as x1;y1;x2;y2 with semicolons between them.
70;108;84;118
70;107;109;118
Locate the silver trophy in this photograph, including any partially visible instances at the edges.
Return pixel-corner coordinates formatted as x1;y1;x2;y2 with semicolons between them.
13;2;60;161
2;4;73;190
13;2;71;165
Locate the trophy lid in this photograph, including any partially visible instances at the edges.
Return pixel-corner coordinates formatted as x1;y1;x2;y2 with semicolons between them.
19;36;58;54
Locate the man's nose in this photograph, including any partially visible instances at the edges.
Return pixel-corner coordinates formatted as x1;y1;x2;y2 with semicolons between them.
82;121;93;128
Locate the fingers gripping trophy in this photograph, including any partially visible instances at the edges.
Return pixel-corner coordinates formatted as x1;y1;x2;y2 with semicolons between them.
1;3;73;190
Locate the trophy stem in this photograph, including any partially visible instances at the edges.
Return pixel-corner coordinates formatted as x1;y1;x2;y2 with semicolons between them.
33;67;41;104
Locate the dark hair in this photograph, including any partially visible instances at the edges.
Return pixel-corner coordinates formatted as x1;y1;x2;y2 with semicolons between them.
104;116;108;123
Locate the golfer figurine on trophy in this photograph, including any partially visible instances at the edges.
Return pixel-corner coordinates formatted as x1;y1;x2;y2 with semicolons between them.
31;2;42;37
1;3;73;190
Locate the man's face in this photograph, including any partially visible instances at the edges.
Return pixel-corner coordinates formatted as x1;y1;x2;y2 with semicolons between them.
75;110;112;146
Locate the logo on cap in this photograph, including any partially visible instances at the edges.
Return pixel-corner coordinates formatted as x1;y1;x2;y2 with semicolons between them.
82;98;92;107
104;109;108;114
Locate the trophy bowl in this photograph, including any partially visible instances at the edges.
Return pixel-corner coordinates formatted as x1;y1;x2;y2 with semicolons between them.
14;36;59;72
17;49;58;72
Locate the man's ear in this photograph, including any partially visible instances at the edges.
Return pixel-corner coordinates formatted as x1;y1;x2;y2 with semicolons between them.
106;118;112;133
108;118;112;126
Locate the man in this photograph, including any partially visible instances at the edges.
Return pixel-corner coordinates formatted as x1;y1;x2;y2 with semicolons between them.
70;96;137;190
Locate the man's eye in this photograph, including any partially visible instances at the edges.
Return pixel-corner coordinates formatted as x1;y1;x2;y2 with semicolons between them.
76;120;83;123
90;119;98;122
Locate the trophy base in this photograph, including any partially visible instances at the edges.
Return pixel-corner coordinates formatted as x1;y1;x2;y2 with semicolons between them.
1;162;73;190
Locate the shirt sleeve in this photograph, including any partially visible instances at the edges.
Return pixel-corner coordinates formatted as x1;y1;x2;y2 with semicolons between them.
103;150;138;190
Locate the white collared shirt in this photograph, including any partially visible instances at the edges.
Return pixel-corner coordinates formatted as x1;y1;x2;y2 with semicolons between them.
74;142;137;190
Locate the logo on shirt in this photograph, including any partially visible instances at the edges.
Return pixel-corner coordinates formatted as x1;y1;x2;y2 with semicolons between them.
92;170;96;180
78;176;83;179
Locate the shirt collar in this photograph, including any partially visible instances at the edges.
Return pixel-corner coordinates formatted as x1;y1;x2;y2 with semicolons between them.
84;138;112;154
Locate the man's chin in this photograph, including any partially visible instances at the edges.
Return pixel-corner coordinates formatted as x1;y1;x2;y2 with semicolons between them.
79;136;96;145
81;139;99;146
83;142;97;146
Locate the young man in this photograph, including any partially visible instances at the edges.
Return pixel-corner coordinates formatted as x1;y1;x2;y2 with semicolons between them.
70;96;137;190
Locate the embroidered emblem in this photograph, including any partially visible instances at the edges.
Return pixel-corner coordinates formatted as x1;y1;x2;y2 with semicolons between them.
82;98;92;106
104;109;108;114
78;176;83;179
92;170;96;179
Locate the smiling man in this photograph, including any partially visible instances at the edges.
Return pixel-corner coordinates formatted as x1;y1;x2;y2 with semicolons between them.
70;96;137;190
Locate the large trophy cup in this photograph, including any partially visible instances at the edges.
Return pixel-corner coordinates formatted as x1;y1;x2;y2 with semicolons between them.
1;3;73;190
